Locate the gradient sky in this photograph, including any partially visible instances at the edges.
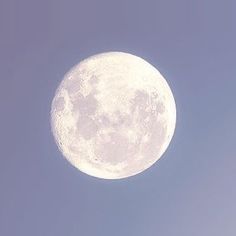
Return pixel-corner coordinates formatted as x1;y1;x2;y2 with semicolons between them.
1;0;236;235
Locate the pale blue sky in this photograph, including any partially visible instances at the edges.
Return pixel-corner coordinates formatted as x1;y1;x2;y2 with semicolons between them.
1;0;236;235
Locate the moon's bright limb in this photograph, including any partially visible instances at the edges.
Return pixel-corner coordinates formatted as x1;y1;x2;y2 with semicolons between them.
51;52;176;179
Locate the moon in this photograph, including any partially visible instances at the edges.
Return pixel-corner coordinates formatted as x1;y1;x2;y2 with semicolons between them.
51;52;176;179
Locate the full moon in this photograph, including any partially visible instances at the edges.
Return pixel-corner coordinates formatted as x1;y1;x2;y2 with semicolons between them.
51;52;176;179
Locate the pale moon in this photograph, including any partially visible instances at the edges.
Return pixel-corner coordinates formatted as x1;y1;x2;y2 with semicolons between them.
51;52;176;179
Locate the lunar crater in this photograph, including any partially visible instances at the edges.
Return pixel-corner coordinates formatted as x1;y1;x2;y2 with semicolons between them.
53;96;65;112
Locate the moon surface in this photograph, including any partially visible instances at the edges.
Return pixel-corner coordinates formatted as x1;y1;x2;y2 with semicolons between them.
51;52;176;179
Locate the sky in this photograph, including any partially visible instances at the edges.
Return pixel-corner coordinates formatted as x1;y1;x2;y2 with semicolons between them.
1;0;236;235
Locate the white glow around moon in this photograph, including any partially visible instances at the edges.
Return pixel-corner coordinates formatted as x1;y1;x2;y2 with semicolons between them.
51;52;176;179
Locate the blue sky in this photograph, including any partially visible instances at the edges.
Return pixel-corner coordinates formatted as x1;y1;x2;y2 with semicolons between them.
1;0;236;235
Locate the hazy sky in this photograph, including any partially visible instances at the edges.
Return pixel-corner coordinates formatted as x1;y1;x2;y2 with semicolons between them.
1;0;236;235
